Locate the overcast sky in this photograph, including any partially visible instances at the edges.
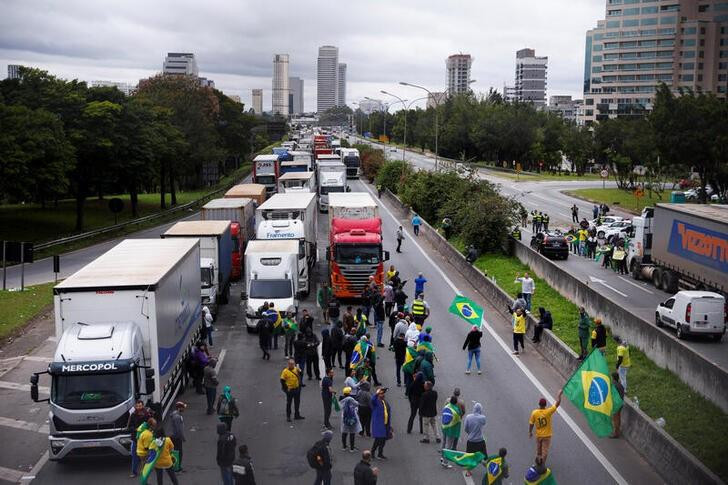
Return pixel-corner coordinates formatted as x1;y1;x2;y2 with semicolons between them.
0;0;605;112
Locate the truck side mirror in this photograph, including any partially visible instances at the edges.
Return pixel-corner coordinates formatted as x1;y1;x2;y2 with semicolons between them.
326;247;330;261
30;372;49;403
145;368;155;394
384;250;390;261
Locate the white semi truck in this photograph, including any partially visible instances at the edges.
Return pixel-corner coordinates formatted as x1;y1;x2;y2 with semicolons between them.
317;159;348;212
31;239;201;460
242;240;300;332
256;192;317;296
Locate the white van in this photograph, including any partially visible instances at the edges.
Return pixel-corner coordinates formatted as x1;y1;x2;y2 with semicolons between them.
655;291;726;341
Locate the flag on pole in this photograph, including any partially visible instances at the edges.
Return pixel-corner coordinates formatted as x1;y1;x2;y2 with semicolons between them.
400;346;418;374
562;349;623;438
440;449;484;470
448;295;484;327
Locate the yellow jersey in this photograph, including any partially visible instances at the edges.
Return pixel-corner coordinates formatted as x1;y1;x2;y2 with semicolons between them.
280;367;301;390
617;345;631;368
513;313;526;334
529;405;557;438
154;437;175;469
136;428;153;458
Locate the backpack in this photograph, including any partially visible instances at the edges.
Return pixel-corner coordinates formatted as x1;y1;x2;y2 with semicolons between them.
343;402;357;427
306;443;322;469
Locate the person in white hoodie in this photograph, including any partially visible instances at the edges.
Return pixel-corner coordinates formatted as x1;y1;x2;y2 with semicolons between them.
405;322;420;348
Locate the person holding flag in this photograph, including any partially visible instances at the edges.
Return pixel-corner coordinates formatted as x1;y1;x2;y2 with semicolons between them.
354;308;368;338
135;417;156;478
440;395;464;469
462;325;483;375
141;427;178;485
482;448;509;485
528;390;562;464
264;303;282;350
282;311;299;359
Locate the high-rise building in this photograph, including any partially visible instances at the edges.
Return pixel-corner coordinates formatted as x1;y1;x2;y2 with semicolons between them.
337;63;347;106
198;77;215;89
272;54;289;116
547;95;583;123
503;84;517;103
289;76;304;114
446;54;473;94
90;80;136;96
426;92;447;109
358;98;383;114
514;48;548;107
252;89;263;114
7;64;23;80
317;45;339;112
163;53;198;76
581;0;728;125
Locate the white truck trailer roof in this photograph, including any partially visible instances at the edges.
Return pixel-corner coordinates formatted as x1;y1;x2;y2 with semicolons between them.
203;198;253;209
55;238;198;291
163;220;230;236
258;192;316;211
279;172;315;182
245;240;299;254
328;192;376;209
254;154;279;162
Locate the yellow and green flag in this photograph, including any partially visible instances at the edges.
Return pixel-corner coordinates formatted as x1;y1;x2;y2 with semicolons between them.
140;438;163;484
563;349;623;438
448;295;484;327
400;346;418;374
441;449;484;470
441;402;462;437
484;455;505;485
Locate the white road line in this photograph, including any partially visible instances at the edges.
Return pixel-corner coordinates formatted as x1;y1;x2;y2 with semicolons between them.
23;356;53;363
20;451;49;484
0;416;49;434
0;381;49;394
617;276;654;294
366;183;628;485
0;465;24;483
215;348;227;374
0;356;23;364
589;276;629;298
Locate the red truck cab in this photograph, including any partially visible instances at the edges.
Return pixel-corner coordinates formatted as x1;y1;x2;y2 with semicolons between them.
328;218;388;298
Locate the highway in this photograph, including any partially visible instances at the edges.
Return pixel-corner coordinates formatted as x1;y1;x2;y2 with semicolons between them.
364;139;728;371
0;178;661;484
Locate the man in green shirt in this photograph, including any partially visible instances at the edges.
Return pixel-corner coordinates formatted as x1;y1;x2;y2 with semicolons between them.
577;307;593;360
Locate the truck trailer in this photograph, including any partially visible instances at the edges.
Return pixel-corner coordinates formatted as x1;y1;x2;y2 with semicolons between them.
31;239;201;460
340;148;361;178
628;203;728;295
224;183;267;206
252;154;280;197
317;160;348;212
201;198;256;280
162;220;233;315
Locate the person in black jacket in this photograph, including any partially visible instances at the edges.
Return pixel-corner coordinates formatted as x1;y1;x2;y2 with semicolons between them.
353;450;379;485
419;381;440;444
321;329;333;370
533;307;553;343
330;322;345;369
217;423;237;485
304;327;321;380
256;318;271;360
406;371;424;434
233;444;256;485
311;430;333;485
393;333;407;387
462;325;483;375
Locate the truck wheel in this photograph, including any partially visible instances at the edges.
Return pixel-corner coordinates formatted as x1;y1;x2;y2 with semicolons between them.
651;268;662;289
630;260;641;280
676;324;685;340
655;312;663;328
663;270;679;293
713;333;723;342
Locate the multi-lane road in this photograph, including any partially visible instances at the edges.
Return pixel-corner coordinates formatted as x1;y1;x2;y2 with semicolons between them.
365;140;727;371
0;178;662;484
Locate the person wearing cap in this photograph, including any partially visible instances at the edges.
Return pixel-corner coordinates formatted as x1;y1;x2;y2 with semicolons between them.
340;386;362;452
311;430;334;485
169;401;187;471
370;387;392;460
528;390;563;464
462;325;483;375
524;457;555;485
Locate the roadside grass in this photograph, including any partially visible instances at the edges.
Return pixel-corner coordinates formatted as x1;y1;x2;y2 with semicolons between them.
0;282;55;340
473;164;604;182
475;252;728;482
565;187;666;214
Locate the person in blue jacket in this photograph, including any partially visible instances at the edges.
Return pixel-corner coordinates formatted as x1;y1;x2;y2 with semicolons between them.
412;214;422;236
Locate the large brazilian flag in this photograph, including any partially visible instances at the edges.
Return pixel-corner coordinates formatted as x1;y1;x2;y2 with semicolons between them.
448;295;484;327
563;349;623;438
140;438;163;484
441;449;484;470
400;346;418;374
349;339;371;369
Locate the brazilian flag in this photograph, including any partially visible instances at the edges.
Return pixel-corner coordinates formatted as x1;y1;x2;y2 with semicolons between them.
140;438;163;484
350;340;370;369
283;317;298;334
416;340;434;354
448;295;484;327
525;467;557;485
484;455;506;485
563;349;623;438
441;449;484;470
441;402;462;437
265;309;283;334
400;346;418;374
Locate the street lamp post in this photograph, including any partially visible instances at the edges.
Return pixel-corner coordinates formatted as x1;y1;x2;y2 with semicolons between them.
381;91;426;162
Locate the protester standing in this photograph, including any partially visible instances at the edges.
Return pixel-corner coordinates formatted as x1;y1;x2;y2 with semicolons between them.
321;368;335;430
343;328;358;371
406;371;424;434
217;385;240;431
577;307;593;359
610;372;625;439
340;387;362;452
280;359;304;422
370;387;392;459
256;318;271;360
204;358;219;415
293;334;308;378
571;204;579;223
419;381;440;444
321;329;333;370
169;402;187;471
203;306;214;347
331;322;345;369
356;381;372;437
411;214;422;236
440;395;464;469
462;403;487;478
393;333;407;386
217;422;237;485
512;308;526;355
152;427;179;485
528;390;562;463
135;417;156;471
615;337;631;391
232;444;256;485
373;297;386;348
514;273;535;312
383;282;394;318
593;318;607;353
462;325;483;375
396;225;405;252
310;430;334;485
127;400;150;478
353;450;379;485
318;282;333;323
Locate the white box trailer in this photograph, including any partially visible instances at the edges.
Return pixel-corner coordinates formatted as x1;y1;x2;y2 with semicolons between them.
279;171;316;194
34;239;201;460
317;160;348;212
256;192;317;295
328;192;379;226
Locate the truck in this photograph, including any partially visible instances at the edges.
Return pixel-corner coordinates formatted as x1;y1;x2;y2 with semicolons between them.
272;147;293;161
162;220;233;315
327;192;389;299
628;203;728;295
279;171;316;194
225;183;267;206
340;148;361;178
31;239;201;460
256;192;317;296
288;150;314;171
201;198;256;281
317;159;348;212
241;240;300;332
252;154;281;197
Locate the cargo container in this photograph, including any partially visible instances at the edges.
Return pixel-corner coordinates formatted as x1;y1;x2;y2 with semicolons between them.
225;183;267;206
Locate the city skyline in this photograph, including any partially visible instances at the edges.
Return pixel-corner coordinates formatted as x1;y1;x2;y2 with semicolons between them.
0;0;604;112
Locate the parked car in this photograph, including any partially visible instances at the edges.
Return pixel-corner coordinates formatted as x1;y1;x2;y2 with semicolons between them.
590;215;623;230
599;220;633;242
655;291;726;341
684;185;713;201
530;231;569;260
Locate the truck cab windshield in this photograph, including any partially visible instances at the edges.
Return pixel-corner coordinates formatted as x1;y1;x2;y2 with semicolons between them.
256;175;276;185
201;267;214;288
343;156;360;166
250;279;292;299
336;244;380;264
320;186;345;195
52;372;131;410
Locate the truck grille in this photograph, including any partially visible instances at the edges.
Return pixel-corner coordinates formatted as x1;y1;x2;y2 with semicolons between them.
53;412;128;433
339;264;379;294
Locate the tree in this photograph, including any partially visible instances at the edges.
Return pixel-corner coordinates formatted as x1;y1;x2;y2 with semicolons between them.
319;105;353;126
563;125;596;175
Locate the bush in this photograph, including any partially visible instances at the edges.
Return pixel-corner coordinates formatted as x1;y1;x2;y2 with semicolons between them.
397;170;469;223
375;160;412;194
354;144;386;182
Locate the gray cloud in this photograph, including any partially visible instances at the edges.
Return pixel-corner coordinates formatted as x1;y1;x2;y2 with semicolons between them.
1;0;605;111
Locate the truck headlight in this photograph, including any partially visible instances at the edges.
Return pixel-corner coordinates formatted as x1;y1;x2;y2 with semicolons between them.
50;440;65;454
118;437;132;448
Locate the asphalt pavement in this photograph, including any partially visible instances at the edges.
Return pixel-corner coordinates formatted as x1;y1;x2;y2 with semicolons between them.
0;178;663;484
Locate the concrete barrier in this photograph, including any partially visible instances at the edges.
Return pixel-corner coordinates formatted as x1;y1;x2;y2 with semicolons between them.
512;241;728;414
381;189;723;485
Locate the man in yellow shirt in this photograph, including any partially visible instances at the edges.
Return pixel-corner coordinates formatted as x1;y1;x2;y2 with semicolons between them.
280;359;304;422
528;390;562;463
512;308;526;355
135;417;156;462
615;337;631;391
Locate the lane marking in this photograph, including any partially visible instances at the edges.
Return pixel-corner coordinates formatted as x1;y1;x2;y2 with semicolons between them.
215;348;227;374
23;356;53;363
20;451;49;484
364;182;628;485
0;416;49;434
589;276;629;298
0;381;49;394
617;276;654;294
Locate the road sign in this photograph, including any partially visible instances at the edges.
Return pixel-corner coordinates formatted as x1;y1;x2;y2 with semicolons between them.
634;188;644;199
600;169;608;178
2;241;33;263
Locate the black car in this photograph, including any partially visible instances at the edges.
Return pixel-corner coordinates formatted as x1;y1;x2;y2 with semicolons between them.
530;231;569;260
